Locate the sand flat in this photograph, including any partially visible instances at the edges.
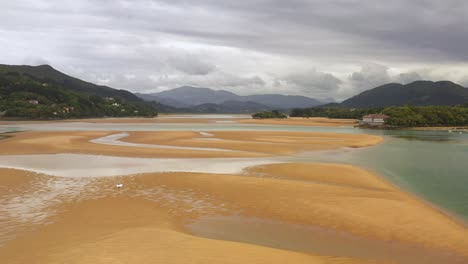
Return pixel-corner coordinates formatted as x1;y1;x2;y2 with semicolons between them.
1;123;467;263
0;196;375;264
0;130;382;157
123;130;382;155
0;163;467;263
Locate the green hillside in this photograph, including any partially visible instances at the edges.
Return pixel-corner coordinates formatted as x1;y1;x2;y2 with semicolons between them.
0;64;141;102
0;65;157;119
340;81;468;108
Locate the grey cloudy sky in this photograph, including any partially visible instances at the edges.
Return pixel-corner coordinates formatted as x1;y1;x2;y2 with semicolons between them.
2;0;468;100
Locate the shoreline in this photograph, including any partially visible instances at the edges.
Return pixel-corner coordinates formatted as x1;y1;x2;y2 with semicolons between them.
0;118;467;263
359;161;468;228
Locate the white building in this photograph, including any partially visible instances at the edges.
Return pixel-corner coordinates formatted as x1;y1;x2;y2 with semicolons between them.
361;114;389;126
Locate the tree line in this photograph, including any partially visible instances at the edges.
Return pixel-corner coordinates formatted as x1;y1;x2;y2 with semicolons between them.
289;105;468;127
252;110;287;119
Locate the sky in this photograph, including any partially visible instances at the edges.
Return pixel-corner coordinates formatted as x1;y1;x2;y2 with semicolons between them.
2;0;468;100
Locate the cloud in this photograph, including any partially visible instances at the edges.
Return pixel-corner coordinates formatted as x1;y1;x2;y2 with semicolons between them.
278;69;342;97
397;72;423;84
348;64;392;93
147;71;266;92
22;56;50;66
2;0;468;99
167;53;216;75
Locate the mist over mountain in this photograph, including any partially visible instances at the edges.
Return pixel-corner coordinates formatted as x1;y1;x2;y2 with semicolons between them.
138;86;324;109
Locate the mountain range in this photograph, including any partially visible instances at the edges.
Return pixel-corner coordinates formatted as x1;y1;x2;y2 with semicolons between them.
1;64;468;118
334;81;468;108
136;86;326;110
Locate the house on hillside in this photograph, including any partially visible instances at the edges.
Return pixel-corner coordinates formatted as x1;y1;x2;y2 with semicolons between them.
28;100;39;105
360;114;389;126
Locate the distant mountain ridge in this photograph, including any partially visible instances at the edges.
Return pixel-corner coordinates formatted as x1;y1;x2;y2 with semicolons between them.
185;100;272;114
337;81;468;108
137;86;324;109
4;64;466;116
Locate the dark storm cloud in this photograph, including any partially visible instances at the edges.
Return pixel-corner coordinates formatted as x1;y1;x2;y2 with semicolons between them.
2;0;468;99
121;0;468;62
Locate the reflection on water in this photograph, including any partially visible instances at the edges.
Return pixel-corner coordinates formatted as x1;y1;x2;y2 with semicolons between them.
394;134;455;142
0;176;98;246
0;174;231;247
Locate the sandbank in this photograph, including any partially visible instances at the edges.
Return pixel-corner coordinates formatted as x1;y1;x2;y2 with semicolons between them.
0;163;467;263
0;130;382;157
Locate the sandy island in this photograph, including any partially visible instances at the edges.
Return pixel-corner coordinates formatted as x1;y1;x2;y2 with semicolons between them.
0;118;467;264
0;130;382;158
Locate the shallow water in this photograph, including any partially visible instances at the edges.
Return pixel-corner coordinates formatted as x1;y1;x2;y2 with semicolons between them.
1;119;467;263
0;121;467;220
285;130;468;221
0;153;282;177
188;215;467;264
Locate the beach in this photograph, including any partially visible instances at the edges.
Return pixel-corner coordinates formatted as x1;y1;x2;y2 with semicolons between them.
0;116;467;264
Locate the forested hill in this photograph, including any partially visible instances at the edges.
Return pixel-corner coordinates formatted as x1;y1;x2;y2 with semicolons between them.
339;81;468;108
0;64;141;102
0;64;157;119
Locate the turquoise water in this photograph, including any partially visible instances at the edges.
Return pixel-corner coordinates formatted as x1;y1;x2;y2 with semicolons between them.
286;130;468;221
0;122;467;221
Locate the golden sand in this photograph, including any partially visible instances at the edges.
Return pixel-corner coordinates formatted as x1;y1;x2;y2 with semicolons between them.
1;163;467;263
0;125;467;264
0;130;382;157
0;195;376;264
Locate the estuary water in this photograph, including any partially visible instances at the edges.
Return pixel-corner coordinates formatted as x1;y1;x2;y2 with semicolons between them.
0;122;467;221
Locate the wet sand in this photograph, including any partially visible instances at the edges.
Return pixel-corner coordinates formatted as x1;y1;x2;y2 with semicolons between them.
0;120;467;263
1;164;467;263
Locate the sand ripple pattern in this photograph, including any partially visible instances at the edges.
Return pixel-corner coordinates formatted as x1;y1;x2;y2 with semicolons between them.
0;176;98;246
0;174;232;247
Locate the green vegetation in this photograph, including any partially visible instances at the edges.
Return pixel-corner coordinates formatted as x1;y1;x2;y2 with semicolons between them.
290;107;384;119
383;105;468;127
0;64;141;102
0;69;157;119
252;110;287;119
337;81;468;108
291;105;468;127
